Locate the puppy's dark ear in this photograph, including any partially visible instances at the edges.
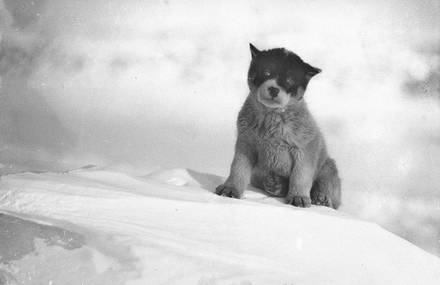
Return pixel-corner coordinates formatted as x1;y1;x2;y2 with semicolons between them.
249;43;261;58
303;62;321;80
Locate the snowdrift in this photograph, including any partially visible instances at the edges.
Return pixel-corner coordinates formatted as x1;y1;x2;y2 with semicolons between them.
1;167;440;285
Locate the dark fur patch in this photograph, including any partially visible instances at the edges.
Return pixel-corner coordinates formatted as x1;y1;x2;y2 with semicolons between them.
247;44;321;95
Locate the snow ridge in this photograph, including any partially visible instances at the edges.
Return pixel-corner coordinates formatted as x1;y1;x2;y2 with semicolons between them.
1;167;439;284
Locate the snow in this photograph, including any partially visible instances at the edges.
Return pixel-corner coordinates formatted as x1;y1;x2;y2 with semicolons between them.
1;167;440;284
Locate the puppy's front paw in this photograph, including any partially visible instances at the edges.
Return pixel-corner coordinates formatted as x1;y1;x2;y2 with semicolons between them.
215;184;242;199
287;195;311;208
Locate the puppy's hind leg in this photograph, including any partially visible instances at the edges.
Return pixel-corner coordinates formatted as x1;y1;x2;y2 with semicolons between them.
250;169;288;197
262;172;289;197
311;158;341;209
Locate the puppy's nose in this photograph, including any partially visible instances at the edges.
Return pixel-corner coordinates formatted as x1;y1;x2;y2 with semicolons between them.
268;86;280;98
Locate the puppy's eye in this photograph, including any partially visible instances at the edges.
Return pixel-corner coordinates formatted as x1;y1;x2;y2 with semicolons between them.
263;70;271;77
286;77;295;86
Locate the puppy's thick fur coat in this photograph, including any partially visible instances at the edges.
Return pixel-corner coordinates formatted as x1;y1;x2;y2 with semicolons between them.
216;44;341;209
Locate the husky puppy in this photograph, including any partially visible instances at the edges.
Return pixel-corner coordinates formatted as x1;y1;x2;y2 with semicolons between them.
216;44;341;209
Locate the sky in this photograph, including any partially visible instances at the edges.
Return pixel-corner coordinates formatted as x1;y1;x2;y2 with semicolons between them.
0;0;439;255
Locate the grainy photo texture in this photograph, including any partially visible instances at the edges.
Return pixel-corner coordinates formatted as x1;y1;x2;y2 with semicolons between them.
0;0;439;284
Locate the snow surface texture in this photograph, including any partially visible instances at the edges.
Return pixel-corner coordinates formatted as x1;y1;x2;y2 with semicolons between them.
1;0;440;258
1;167;440;285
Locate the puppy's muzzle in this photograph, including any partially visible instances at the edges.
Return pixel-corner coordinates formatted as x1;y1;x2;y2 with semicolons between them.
268;86;280;98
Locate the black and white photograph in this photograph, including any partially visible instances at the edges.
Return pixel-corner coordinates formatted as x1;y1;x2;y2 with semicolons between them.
0;0;439;284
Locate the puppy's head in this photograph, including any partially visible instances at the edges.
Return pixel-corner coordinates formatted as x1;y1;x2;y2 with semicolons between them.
247;43;321;110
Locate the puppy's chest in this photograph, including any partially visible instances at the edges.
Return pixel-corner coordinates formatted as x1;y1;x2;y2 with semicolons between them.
252;113;299;173
254;113;298;147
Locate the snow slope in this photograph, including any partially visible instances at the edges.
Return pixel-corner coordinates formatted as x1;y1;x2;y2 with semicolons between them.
1;167;440;284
